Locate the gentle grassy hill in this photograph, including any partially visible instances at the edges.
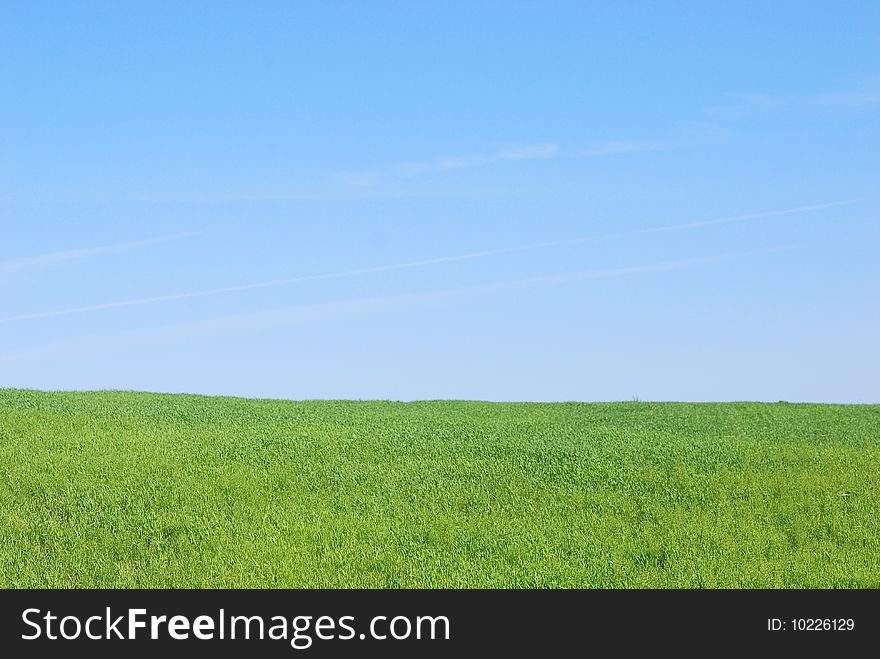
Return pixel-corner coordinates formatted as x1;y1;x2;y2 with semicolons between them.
0;389;877;588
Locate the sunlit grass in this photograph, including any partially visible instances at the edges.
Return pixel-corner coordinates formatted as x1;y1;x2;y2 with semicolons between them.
0;389;877;588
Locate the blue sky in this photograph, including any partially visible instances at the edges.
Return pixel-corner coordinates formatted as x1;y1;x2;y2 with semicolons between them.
1;2;878;402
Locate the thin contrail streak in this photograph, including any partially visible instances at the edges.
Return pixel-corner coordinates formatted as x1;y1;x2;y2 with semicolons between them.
482;244;799;289
0;231;198;274
0;244;795;364
628;199;862;234
0;247;545;324
0;199;859;324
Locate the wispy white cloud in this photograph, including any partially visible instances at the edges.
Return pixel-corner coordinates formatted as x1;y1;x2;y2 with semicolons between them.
0;199;857;326
0;245;794;364
401;143;559;176
399;139;665;174
337;140;666;190
16;137;663;203
579;140;666;156
336;143;559;189
704;77;880;119
0;231;198;275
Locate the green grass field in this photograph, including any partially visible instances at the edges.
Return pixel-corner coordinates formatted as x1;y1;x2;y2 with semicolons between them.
0;389;877;588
